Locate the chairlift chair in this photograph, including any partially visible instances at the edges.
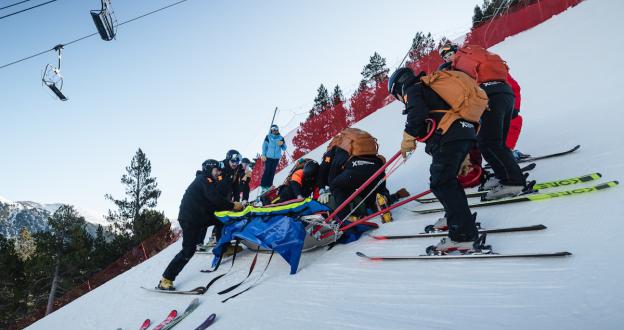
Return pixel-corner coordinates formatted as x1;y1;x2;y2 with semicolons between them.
42;45;68;101
91;0;117;41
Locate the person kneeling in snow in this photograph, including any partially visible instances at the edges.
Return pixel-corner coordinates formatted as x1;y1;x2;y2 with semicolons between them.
158;159;244;291
274;160;320;203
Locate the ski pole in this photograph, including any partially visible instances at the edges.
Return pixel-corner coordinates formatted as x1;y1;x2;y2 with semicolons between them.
311;150;402;236
319;188;432;240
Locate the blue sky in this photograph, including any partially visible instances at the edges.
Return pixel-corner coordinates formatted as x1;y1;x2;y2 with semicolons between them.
0;0;480;219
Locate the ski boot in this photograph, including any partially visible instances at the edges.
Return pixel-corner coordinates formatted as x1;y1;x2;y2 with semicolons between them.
375;193;393;223
482;180;536;201
156;277;175;291
424;216;447;233
478;173;501;191
196;232;218;252
426;233;491;256
424;213;481;233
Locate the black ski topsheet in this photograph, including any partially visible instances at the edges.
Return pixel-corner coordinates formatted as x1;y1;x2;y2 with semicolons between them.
140;286;207;295
356;251;572;260
416;172;602;204
484;145;580;169
370;224;546;239
412;181;618;214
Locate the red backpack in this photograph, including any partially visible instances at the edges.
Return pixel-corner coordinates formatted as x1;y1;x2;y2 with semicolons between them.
452;44;509;84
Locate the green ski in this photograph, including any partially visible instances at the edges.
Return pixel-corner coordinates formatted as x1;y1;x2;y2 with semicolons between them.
416;173;603;204
412;181;619;214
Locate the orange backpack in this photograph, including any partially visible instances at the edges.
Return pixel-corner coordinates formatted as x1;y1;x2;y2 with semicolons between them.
452;44;509;84
328;128;379;157
420;70;489;134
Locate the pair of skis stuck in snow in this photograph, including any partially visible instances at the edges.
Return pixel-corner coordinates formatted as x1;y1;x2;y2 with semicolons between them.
124;298;216;330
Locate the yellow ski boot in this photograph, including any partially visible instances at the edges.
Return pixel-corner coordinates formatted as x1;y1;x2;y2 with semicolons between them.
376;193;393;223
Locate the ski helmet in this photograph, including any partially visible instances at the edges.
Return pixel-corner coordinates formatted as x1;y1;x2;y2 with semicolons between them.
302;160;319;179
439;44;458;60
225;149;242;164
388;67;415;100
241;157;251;165
202;159;224;173
270;124;279;133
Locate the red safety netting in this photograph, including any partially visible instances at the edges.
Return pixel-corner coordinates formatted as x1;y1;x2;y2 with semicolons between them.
11;225;180;330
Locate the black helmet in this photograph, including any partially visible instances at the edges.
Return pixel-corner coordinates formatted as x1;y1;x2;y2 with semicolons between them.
225;149;242;164
388;67;415;100
302;160;319;179
241;157;251;165
202;159;224;173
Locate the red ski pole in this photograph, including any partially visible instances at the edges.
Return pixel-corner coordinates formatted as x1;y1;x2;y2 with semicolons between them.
311;150;402;236
320;188;432;240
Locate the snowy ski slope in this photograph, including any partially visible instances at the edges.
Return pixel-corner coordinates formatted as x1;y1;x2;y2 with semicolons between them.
28;1;624;329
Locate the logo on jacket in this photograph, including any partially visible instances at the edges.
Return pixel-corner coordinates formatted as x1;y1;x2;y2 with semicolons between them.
352;160;375;167
459;121;475;129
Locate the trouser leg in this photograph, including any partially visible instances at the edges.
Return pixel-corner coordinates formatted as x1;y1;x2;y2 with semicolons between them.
430;140;478;242
162;221;203;281
478;93;525;185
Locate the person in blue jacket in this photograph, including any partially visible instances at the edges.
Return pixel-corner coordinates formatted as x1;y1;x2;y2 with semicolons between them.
260;124;287;193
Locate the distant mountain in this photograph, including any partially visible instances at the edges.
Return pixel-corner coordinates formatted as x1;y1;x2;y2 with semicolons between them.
0;195;111;238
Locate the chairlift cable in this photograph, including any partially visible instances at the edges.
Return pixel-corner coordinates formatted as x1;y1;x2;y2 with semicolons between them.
0;0;190;70
0;0;36;11
0;0;57;20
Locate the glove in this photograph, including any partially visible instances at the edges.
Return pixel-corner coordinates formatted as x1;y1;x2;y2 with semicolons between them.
296;195;304;199
261;155;267;162
458;154;473;177
400;131;418;158
232;202;244;211
241;200;248;207
318;191;331;204
277;140;284;146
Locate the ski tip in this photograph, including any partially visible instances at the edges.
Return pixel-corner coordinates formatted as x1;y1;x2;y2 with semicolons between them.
535;224;547;230
355;251;368;258
369;235;387;240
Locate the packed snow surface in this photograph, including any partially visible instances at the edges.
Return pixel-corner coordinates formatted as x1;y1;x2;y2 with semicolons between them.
28;1;624;329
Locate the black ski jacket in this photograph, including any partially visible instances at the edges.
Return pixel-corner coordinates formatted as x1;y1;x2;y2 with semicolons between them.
177;171;234;227
403;81;477;154
318;147;350;188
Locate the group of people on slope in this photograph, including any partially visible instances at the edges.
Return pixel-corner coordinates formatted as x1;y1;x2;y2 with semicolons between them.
158;124;289;290
389;43;530;253
157;42;530;290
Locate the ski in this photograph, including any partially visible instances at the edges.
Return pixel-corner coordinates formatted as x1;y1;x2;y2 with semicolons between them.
139;318;151;330
194;313;217;330
141;286;207;295
356;251;571;260
161;298;200;330
152;310;177;330
413;181;618;214
370;224;546;240
417;172;602;204
485;145;580;169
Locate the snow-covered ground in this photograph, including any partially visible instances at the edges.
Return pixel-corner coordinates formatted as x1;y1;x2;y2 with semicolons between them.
28;1;624;329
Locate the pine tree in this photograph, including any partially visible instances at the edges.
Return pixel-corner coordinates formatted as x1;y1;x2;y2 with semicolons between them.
473;5;484;26
310;84;331;118
331;85;344;106
361;52;389;86
42;205;92;315
105;148;161;235
0;235;25;329
408;32;435;64
133;209;169;242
